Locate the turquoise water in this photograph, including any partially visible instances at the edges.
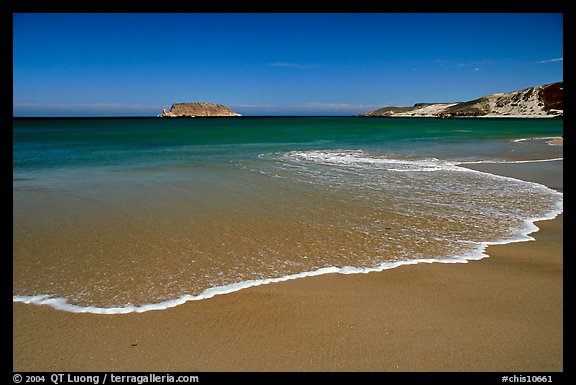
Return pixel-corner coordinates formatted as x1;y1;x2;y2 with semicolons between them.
13;117;563;172
13;117;563;313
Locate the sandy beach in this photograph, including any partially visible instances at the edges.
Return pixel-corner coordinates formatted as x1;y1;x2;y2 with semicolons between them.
12;11;564;376
13;159;563;372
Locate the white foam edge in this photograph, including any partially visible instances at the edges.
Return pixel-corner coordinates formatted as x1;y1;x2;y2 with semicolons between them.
13;201;562;315
512;136;563;145
458;157;563;165
277;149;562;169
14;155;563;315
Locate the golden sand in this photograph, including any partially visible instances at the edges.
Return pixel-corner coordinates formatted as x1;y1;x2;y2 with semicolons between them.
13;162;563;372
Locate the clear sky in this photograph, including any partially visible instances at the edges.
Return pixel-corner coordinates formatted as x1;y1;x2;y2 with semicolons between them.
13;13;563;116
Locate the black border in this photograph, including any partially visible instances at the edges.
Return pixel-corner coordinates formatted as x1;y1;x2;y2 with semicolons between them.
7;2;572;382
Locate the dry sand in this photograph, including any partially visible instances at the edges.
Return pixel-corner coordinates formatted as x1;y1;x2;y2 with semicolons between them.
13;161;563;372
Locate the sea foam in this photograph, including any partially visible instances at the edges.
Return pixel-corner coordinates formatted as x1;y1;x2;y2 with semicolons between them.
12;203;560;315
13;151;563;315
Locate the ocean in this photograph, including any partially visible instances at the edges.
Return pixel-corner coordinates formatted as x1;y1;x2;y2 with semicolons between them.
12;117;563;314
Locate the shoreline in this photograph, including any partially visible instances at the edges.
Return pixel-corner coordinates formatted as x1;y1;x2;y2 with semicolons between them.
12;204;562;316
12;156;563;315
13;158;563;371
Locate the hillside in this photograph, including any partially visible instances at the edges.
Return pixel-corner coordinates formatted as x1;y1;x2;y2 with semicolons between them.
361;82;563;118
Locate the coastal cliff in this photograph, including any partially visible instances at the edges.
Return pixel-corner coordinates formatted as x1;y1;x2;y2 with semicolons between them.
159;102;240;117
361;82;563;118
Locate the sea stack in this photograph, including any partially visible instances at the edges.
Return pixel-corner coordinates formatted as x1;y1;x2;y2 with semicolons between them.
159;102;241;117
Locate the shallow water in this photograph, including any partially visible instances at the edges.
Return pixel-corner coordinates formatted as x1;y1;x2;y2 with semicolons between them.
13;117;563;313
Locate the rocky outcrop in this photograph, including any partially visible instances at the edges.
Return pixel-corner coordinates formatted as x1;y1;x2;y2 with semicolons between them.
361;82;563;118
159;102;240;117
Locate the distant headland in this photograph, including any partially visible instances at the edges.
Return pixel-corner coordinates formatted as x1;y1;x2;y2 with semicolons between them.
159;102;241;117
360;82;563;118
156;82;562;118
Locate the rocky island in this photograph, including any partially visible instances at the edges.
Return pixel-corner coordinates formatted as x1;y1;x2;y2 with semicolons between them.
361;82;563;118
159;102;240;117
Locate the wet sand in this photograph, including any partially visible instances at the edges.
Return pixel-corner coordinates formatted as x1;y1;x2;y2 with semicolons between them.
548;137;563;146
13;161;563;372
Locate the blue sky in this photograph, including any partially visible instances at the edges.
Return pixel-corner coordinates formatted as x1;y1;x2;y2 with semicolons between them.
13;13;563;116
